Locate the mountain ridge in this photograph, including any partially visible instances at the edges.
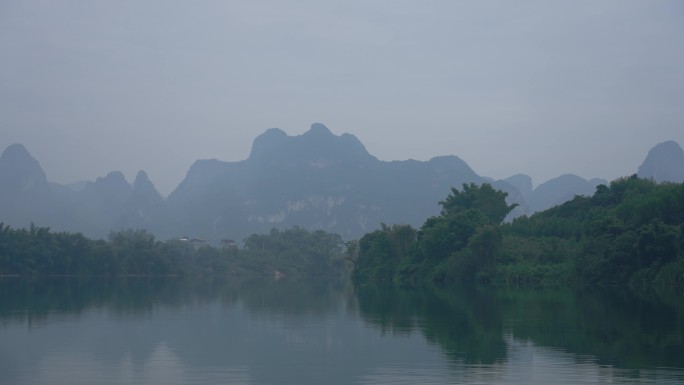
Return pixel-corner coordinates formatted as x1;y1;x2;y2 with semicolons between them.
1;124;680;240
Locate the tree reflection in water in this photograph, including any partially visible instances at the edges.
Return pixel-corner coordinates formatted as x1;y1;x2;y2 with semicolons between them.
1;277;683;375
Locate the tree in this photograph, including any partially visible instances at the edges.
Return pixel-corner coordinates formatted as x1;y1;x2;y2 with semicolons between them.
354;224;417;283
344;240;360;269
418;209;489;262
467;224;502;272
440;183;518;224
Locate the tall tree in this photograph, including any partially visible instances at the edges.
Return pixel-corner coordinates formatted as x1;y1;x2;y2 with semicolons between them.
440;183;518;224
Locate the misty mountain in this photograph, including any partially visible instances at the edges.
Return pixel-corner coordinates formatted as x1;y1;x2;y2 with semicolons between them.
62;170;167;237
68;171;133;235
166;123;488;240
637;140;684;183
0;145;165;238
504;174;533;201
526;174;607;213
1;126;679;241
115;170;167;231
497;174;533;218
0;143;55;228
493;172;606;217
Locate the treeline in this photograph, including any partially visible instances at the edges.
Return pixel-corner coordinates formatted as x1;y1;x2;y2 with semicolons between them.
502;175;684;286
5;175;683;286
351;176;684;287
0;225;346;277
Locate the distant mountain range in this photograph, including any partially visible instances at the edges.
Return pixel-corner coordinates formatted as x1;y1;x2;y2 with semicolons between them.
1;123;682;241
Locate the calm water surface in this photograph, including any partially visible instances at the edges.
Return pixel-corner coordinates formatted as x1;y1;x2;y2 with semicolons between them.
0;277;683;385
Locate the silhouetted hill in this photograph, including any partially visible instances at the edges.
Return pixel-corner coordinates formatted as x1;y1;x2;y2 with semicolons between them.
0;148;165;238
114;171;167;232
62;170;166;238
0;143;53;227
489;172;607;216
637;140;684;183
247;123;377;167
504;174;533;201
62;171;132;236
0;144;48;191
167;123;488;240
528;174;607;213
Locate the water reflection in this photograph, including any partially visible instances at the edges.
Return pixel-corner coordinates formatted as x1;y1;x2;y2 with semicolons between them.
0;277;347;322
498;288;684;371
357;284;684;372
356;285;507;365
1;277;683;384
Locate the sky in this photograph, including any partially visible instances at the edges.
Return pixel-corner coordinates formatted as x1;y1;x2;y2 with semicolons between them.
1;0;683;196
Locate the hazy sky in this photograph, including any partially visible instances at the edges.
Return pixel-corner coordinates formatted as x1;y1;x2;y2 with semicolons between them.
1;1;683;195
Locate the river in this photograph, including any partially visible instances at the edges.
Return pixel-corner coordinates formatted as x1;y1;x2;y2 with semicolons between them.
1;277;682;384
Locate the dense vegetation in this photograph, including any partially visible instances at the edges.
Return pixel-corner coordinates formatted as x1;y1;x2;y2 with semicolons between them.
0;225;346;277
502;176;684;287
3;175;683;286
352;176;684;287
352;183;517;284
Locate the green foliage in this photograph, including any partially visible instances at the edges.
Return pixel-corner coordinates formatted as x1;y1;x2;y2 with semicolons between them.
352;176;684;288
418;209;489;262
5;175;682;288
502;176;684;287
353;224;417;283
242;227;345;276
468;224;502;271
0;224;347;277
354;183;515;284
440;183;518;224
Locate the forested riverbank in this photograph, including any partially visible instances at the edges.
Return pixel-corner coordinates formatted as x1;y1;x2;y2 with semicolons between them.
351;176;684;288
0;225;346;277
2;175;683;288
